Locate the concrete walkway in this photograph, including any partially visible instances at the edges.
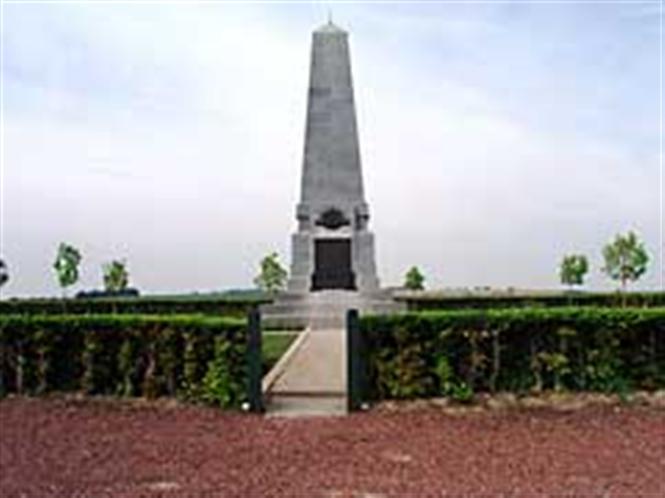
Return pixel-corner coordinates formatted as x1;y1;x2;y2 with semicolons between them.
265;329;347;417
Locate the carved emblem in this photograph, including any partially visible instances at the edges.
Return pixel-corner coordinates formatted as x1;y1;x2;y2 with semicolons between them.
316;208;350;230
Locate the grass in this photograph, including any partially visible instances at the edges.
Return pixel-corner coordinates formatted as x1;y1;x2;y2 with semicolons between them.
262;332;298;373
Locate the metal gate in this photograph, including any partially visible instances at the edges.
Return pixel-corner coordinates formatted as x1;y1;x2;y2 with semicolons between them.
246;307;264;413
346;309;368;412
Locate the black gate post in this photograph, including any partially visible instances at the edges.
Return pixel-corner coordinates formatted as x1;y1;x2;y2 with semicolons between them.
247;306;264;413
347;308;365;412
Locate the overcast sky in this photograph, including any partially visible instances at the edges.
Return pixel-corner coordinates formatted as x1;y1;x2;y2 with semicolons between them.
1;1;662;297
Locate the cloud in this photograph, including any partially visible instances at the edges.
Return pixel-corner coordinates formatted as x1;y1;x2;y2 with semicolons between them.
1;2;661;296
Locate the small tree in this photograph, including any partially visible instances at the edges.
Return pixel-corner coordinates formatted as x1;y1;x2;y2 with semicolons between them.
254;252;288;294
0;258;8;289
602;231;649;297
103;259;129;292
404;266;425;291
559;254;588;290
53;243;82;297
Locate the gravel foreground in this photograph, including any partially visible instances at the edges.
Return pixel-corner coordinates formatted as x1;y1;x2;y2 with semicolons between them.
1;397;663;497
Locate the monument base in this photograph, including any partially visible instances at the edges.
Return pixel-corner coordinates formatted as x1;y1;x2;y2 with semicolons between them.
287;228;380;295
261;289;405;330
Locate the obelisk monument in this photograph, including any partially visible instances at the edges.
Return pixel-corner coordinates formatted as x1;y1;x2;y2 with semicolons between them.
287;20;380;294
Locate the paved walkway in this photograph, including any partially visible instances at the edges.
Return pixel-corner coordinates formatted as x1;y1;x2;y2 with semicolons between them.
266;329;347;416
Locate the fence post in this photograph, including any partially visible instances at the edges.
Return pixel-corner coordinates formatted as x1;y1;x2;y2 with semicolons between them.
247;306;264;413
347;308;363;412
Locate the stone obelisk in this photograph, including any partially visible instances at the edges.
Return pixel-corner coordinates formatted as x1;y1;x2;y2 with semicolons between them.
287;20;379;294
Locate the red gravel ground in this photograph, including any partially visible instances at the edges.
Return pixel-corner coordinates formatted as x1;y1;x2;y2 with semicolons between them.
1;397;663;497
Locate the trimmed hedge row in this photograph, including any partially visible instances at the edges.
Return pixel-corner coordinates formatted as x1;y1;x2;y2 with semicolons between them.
0;297;270;317
360;308;665;401
4;292;660;318
0;314;248;407
396;291;665;311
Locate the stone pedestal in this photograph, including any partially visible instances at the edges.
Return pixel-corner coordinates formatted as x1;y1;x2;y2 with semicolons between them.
287;219;379;294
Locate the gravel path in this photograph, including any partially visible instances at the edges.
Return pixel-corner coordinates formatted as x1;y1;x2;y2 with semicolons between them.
1;397;663;497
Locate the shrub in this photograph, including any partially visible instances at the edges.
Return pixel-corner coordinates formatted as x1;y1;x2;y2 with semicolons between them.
397;292;665;311
0;314;247;407
0;297;270;317
201;337;245;407
359;307;665;401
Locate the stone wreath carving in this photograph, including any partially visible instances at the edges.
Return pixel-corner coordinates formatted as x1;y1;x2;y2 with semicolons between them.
315;208;350;230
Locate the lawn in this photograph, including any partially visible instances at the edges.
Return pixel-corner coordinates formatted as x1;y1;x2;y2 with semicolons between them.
262;332;298;373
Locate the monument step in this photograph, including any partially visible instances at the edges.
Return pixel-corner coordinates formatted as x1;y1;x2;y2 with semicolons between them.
262;304;405;319
265;394;347;417
268;390;345;398
261;289;405;330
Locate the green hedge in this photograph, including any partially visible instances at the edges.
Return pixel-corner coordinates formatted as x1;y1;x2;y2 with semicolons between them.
397;291;665;311
360;308;665;401
0;297;270;317
0;314;248;407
